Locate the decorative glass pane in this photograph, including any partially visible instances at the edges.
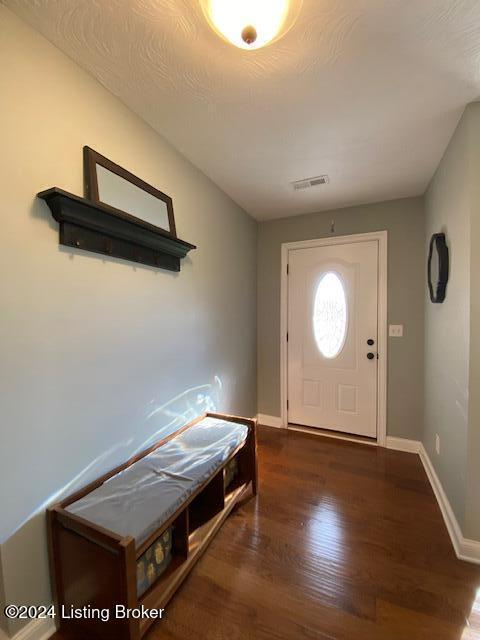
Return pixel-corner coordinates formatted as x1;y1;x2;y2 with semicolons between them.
313;272;348;359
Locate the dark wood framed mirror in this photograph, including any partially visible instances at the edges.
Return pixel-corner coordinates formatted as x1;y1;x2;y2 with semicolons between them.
83;146;177;236
428;232;449;303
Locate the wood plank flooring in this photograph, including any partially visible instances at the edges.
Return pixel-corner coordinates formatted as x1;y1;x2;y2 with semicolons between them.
54;425;480;639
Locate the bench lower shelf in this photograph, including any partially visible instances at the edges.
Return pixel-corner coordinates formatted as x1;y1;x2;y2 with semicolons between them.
139;482;250;636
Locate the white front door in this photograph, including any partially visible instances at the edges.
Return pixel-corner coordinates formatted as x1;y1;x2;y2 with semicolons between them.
287;239;379;438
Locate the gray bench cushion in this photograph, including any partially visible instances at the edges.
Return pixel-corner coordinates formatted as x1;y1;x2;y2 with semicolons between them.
66;417;248;546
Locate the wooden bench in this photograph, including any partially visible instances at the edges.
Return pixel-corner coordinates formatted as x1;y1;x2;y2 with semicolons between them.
47;412;257;639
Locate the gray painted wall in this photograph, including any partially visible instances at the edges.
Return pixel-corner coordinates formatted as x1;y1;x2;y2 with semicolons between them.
466;104;480;540
0;548;7;636
423;111;471;531
424;102;480;538
257;197;425;439
0;8;256;636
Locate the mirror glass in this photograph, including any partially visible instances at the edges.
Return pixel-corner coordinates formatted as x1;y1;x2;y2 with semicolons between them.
430;243;440;291
96;164;170;231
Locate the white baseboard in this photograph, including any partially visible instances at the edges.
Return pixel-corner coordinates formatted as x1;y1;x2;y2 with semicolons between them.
418;443;480;564
9;617;55;640
386;436;421;454
386;436;480;564
256;414;284;429
459;537;480;562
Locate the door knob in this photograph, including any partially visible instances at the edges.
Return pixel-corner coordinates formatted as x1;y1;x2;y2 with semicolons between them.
367;352;375;360
367;338;375;346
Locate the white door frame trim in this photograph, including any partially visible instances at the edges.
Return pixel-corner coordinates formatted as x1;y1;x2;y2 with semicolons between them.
280;231;388;446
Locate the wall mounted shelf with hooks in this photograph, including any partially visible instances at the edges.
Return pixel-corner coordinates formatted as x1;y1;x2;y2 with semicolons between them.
38;188;196;272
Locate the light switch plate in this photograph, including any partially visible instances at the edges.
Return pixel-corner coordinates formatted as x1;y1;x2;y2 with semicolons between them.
389;324;404;338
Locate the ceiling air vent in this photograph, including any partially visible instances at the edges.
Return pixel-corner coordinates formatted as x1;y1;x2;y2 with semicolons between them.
292;175;330;191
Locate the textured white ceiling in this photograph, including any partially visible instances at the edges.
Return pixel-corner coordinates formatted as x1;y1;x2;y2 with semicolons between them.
5;0;480;220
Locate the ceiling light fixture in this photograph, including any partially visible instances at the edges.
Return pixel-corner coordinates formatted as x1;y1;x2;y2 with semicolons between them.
200;0;303;51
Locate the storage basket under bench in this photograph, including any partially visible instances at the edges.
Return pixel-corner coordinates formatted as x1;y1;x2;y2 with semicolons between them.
47;412;257;640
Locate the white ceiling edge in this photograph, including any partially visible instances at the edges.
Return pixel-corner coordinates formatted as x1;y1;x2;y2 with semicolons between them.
257;189;427;224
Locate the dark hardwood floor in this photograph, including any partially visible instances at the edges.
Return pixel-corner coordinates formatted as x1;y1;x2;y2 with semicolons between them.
54;425;480;639
149;426;480;640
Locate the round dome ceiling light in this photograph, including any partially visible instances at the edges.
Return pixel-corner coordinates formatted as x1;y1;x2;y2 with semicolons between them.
200;0;303;51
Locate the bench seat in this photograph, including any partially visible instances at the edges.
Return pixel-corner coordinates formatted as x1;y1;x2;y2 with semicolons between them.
66;417;248;547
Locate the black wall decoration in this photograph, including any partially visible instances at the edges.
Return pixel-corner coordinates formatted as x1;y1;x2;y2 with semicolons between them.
428;233;449;303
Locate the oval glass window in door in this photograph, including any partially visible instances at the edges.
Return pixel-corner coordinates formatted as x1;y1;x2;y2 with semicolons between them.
313;272;348;358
